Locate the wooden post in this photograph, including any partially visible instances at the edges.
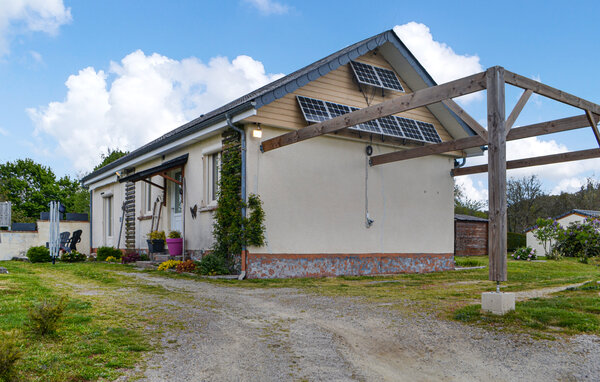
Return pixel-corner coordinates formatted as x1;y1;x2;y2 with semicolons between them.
487;67;507;282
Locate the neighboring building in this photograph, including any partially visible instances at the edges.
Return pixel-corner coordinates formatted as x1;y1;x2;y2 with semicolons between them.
81;29;483;279
526;209;600;256
454;214;488;257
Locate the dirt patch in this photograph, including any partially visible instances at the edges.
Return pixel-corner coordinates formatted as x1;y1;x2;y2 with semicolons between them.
114;272;599;381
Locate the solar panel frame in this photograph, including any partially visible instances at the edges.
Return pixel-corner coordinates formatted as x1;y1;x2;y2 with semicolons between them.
395;116;424;141
377;116;404;138
374;67;404;92
349;61;380;87
296;95;331;123
415;121;442;143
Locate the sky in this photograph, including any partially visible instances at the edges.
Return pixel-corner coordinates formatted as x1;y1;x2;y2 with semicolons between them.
0;0;599;205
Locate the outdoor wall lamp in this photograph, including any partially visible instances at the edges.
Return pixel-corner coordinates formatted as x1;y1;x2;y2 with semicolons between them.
252;124;262;138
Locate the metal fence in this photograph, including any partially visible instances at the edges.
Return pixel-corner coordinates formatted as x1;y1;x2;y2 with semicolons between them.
0;201;10;228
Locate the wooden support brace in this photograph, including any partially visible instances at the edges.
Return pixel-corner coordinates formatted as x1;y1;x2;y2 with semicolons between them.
260;71;488;152
452;148;600;176
585;110;600;147
141;178;165;190
370;114;593;166
160;172;182;186
504;70;600;115
441;99;488;141
505;89;533;134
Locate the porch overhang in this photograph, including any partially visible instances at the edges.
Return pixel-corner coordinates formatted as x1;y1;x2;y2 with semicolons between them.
118;154;188;184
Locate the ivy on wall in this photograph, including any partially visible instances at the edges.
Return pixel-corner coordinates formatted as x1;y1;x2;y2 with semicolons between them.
211;128;265;271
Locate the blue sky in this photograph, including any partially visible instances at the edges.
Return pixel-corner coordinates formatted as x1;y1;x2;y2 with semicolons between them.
0;0;599;203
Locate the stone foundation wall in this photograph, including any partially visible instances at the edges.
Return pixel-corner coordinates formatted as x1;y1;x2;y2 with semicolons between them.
246;253;454;279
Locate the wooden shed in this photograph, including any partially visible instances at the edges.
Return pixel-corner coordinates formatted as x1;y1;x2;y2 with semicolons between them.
454;214;488;256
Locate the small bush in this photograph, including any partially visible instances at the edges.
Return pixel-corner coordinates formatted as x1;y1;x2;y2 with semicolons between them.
157;260;181;271
197;253;229;275
139;253;150;261
168;230;181;239
60;250;86;263
26;246;51;263
507;232;526;252
27;298;66;336
105;256;117;263
554;219;600;261
0;331;21;382
121;252;141;264
96;246;122;261
512;246;537;261
175;260;196;273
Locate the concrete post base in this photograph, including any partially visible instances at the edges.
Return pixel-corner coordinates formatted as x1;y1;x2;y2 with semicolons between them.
482;292;515;315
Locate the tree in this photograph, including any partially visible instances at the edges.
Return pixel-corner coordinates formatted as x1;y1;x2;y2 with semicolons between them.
507;175;544;232
94;149;129;171
454;183;488;218
0;159;89;222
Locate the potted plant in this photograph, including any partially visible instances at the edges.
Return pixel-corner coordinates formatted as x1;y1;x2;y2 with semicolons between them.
166;231;183;256
146;231;166;253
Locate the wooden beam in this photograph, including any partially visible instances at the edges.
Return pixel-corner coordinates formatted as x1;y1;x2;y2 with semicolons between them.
370;114;593;166
160;172;182;186
487;66;507;283
585;110;600;147
504;70;600;115
260;71;488;152
505;89;532;134
441;99;488;141
452;148;600;176
141;179;165;191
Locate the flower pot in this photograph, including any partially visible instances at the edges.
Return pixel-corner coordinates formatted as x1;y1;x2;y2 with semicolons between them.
166;238;183;256
147;239;165;253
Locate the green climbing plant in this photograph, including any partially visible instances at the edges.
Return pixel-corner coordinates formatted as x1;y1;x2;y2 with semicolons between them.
210;128;266;272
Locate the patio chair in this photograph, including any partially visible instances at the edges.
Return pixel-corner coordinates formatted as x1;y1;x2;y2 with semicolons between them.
68;229;83;251
59;231;71;253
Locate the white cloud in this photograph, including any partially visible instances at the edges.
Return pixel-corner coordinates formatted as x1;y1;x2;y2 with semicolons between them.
393;22;484;104
0;127;9;136
456;175;488;205
0;0;71;56
28;50;284;172
243;0;289;15
29;49;42;63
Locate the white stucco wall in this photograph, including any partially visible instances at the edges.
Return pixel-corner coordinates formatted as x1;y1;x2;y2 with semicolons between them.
246;124;455;255
526;213;588;256
0;220;90;261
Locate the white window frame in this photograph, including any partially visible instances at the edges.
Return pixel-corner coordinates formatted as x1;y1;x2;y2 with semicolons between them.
144;179;153;214
202;143;222;208
103;194;113;238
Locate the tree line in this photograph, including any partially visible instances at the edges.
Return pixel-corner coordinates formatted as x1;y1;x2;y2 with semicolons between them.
0;149;128;223
455;175;600;233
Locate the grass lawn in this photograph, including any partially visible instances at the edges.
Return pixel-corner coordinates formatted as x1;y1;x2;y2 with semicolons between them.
0;261;175;382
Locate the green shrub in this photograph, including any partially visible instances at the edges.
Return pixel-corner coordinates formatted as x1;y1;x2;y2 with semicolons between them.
26;246;51;263
197;253;229;275
167;230;181;239
147;231;166;241
27;298;66;336
554;219;600;261
139;253;150;261
507;232;526;252
60;250;86;263
511;246;537;261
96;246;122;261
0;331;21;382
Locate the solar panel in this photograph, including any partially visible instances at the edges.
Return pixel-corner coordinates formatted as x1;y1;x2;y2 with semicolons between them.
349;61;380;87
350;61;404;92
378;116;404;138
374;67;404;92
415;121;442;143
297;96;330;123
296;95;442;144
396;117;424;141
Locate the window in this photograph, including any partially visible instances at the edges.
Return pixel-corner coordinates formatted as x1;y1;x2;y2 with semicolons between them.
207;152;221;203
144;181;152;213
104;195;113;237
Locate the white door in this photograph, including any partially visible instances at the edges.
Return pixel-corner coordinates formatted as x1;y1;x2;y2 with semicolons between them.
170;171;183;233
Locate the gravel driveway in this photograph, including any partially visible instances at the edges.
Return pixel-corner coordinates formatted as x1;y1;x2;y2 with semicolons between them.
120;272;599;382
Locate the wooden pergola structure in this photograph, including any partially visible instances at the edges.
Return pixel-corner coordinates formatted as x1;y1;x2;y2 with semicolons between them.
260;66;600;283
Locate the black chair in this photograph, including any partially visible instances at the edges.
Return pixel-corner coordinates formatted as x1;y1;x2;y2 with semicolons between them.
59;232;71;253
68;230;83;251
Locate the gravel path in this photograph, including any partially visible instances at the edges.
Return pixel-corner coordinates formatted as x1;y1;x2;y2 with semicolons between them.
119;272;599;382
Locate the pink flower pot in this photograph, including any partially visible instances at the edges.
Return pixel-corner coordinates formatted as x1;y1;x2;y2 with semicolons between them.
166;238;183;256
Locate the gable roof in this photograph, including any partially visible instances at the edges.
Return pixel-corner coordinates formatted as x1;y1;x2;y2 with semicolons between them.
82;29;478;186
524;209;600;232
455;214;488;222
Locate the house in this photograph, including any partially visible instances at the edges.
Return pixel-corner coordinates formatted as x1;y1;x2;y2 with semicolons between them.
526;209;600;256
81;29;483;278
454;214;488;257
